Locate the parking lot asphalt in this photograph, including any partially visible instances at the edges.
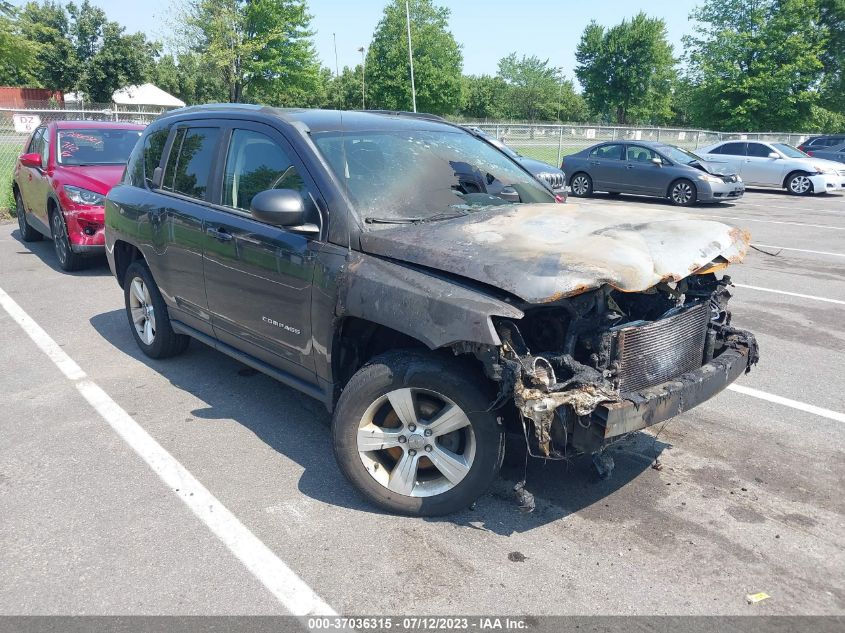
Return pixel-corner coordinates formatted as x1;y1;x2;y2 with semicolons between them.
1;190;843;616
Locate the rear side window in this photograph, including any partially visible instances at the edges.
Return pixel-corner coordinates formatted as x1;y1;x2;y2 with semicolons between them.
222;129;306;211
162;127;221;200
143;129;170;187
746;143;771;157
589;144;624;160
713;142;746;156
27;127;45;154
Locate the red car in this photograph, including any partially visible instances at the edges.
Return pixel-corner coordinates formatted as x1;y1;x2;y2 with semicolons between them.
13;121;144;270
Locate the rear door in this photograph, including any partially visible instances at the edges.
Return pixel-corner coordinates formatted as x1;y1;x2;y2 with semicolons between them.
587;143;626;190
202;122;320;379
150;123;222;335
742;142;782;185
703;142;746;174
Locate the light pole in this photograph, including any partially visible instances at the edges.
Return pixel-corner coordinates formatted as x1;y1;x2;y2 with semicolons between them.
405;0;417;112
357;46;366;110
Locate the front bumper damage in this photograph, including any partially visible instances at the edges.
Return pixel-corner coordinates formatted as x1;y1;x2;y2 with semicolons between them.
481;275;759;460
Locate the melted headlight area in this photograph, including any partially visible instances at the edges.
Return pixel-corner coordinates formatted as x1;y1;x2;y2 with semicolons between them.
474;273;758;460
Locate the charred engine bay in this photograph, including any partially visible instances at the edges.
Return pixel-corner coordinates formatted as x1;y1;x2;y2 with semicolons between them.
471;273;759;460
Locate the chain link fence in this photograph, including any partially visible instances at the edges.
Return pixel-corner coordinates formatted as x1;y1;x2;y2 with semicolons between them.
0;105;820;213
0;104;170;213
466;123;815;167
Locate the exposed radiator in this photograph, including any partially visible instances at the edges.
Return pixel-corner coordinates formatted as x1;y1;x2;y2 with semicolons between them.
613;303;709;393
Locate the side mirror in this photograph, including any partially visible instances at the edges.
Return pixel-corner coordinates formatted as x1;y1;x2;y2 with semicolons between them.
250;189;319;234
19;152;42;169
651;157;663;166
768;152;780;159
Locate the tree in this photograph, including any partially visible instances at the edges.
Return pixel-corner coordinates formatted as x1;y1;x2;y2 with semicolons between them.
17;1;78;92
819;0;845;113
459;75;507;120
683;0;827;131
366;0;463;115
183;0;323;105
496;54;586;122
82;23;159;102
575;13;676;124
0;5;40;86
154;52;228;105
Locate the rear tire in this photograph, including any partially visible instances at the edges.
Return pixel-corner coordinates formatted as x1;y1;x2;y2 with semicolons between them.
123;260;190;359
570;173;593;197
332;350;505;516
669;179;697;206
786;171;813;195
50;209;84;271
15;192;42;242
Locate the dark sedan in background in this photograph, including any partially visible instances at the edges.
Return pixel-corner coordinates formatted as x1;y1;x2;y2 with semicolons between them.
464;127;567;198
563;141;744;206
804;141;845;164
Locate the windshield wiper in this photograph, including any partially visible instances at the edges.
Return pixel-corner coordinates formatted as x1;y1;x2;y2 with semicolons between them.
364;210;468;225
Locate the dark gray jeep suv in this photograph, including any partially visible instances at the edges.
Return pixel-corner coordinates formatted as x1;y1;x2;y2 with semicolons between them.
105;104;758;516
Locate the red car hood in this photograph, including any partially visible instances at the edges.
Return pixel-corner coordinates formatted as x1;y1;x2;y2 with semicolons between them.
58;164;125;194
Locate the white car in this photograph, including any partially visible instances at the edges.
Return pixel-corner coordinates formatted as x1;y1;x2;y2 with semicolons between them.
698;140;845;195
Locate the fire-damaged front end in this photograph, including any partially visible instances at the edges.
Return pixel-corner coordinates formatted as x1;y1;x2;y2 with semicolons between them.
354;203;759;464
488;273;758;460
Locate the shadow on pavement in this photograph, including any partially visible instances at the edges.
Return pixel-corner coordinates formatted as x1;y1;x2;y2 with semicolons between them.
11;227;111;276
90;308;666;534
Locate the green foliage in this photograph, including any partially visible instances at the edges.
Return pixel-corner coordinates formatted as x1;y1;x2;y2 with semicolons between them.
459;75;507;120
683;0;828;131
0;8;40;86
325;66;365;110
366;0;463;115
16;1;76;91
819;0;845;113
496;54;587;122
154;53;227;105
183;0;323;105
575;13;676;124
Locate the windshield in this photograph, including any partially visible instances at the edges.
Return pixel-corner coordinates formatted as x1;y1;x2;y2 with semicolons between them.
312;129;554;223
57;129;142;166
772;143;808;158
658;144;703;165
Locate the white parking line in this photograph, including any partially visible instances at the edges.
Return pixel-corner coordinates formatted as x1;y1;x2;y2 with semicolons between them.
728;384;845;424
0;285;336;619
751;244;845;258
733;283;845;305
705;215;845;231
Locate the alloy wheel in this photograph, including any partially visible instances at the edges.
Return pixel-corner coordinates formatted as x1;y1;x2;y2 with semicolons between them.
356;387;476;498
672;182;693;205
16;195;26;236
128;276;156;345
572;175;589;196
789;175;811;194
51;213;69;265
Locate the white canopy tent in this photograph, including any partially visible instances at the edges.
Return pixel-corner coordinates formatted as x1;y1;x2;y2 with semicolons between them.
111;83;185;109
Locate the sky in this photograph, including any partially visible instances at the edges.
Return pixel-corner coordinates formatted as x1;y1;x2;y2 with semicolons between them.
22;0;699;82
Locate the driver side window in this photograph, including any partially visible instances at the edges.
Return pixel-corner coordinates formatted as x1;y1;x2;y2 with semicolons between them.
222;129;306;212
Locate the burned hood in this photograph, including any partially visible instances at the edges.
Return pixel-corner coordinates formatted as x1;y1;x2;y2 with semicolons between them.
358;203;749;304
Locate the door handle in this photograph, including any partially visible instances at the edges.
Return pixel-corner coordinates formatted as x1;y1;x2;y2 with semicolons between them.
625;164;634;169
590;161;600;166
206;227;234;242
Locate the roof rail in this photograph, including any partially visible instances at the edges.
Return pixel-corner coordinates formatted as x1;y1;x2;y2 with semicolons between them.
361;109;446;123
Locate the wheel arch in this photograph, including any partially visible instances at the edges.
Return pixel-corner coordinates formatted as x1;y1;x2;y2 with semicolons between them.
783;169;810;189
666;176;696;198
113;240;145;289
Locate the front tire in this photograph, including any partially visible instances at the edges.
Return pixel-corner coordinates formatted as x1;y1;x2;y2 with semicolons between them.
16;192;43;242
570;173;593;197
50;209;83;271
332;351;505;516
123;260;189;359
786;172;813;196
669;179;697;206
